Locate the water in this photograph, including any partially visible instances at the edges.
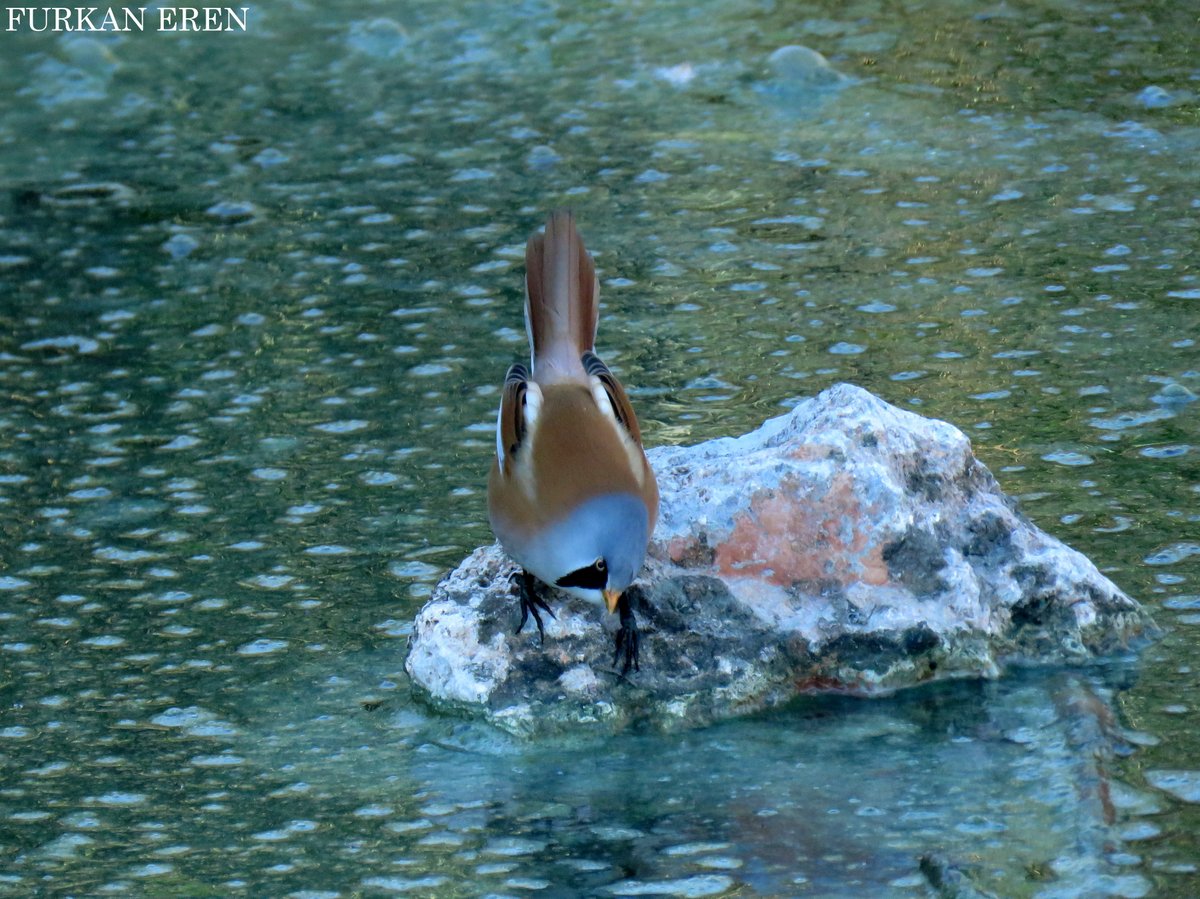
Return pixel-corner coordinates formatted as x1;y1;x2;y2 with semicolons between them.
1;0;1198;894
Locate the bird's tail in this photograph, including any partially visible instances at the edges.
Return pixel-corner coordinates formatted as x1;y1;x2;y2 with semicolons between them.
524;210;597;381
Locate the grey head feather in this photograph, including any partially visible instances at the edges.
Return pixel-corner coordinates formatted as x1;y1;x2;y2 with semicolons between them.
523;492;650;594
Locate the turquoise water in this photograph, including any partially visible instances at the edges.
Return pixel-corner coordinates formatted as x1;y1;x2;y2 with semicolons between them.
1;0;1198;895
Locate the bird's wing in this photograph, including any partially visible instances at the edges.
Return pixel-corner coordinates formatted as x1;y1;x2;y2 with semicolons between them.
496;362;541;474
582;351;644;447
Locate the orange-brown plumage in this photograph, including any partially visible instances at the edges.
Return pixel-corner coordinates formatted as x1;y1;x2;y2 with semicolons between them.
521;209;600;383
488;211;658;672
489;382;658;539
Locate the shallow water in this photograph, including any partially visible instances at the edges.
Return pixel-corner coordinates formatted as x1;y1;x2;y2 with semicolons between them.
1;0;1198;895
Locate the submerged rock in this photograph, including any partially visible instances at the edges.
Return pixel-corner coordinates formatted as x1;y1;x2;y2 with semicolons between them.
405;384;1156;737
766;44;848;90
1132;84;1193;110
756;44;854;113
346;17;409;59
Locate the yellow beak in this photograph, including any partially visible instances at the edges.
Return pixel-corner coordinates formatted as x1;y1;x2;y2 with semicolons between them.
603;588;622;614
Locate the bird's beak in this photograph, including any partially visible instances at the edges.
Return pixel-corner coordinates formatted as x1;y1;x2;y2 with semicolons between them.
603;588;622;614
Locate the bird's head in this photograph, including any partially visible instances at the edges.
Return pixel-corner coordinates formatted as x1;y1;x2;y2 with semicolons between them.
546;493;650;612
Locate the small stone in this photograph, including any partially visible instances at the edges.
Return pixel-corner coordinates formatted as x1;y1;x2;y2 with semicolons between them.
756;45;853;114
1151;383;1197;407
766;45;846;89
1134;85;1190;109
347;18;408;58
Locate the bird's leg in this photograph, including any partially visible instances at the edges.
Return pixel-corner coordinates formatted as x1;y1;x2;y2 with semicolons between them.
512;569;555;643
613;590;640;675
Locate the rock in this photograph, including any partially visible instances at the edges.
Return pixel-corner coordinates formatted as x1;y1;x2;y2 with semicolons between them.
766;45;848;89
756;45;854;113
404;384;1157;738
346;17;409;59
1133;85;1192;110
1151;382;1198;409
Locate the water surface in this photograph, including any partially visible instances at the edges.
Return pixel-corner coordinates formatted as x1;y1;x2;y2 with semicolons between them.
1;0;1198;895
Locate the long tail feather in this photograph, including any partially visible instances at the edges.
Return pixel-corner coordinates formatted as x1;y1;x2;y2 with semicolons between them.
524;210;597;381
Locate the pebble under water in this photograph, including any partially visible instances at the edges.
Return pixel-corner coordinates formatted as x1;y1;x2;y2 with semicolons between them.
1;0;1199;895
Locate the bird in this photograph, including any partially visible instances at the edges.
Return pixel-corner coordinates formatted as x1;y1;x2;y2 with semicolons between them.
487;210;659;674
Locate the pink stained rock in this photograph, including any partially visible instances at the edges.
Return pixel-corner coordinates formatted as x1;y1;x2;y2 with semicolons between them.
405;383;1157;737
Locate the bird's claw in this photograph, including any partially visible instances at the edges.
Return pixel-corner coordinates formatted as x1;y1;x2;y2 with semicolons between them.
512;570;555;643
511;570;641;674
613;625;639;675
612;591;640;675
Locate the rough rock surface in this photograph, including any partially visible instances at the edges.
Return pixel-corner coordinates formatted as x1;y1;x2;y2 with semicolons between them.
405;384;1156;737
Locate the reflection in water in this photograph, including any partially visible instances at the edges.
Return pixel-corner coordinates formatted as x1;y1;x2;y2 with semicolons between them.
1;0;1198;894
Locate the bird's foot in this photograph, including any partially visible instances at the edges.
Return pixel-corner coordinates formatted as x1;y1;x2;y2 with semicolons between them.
512;570;555;643
612;591;640;676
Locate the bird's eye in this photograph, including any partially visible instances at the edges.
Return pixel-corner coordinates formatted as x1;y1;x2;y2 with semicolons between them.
595;558;606;571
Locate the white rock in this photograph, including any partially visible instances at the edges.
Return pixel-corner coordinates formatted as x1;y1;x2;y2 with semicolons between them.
405;384;1156;737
